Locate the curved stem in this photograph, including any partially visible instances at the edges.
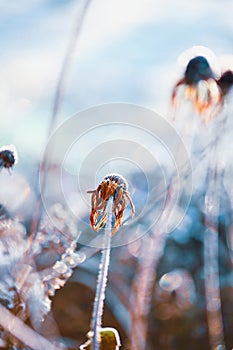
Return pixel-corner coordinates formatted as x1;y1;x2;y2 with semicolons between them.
30;0;92;237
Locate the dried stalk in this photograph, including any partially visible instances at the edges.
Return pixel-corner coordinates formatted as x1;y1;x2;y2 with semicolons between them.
30;0;92;237
91;197;113;350
130;180;178;350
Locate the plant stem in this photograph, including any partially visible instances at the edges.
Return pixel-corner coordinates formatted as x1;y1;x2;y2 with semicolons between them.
203;112;228;350
130;179;178;350
204;156;226;350
91;197;113;350
30;0;92;237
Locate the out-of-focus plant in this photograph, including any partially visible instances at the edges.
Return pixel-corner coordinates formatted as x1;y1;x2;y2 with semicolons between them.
1;2;95;348
201;68;233;350
129;50;233;350
171;51;233;350
0;145;85;348
217;70;233;100
129;179;179;350
0;144;18;174
170;52;222;161
30;0;92;238
80;174;134;350
154;269;196;320
171;55;220;123
1;226;82;349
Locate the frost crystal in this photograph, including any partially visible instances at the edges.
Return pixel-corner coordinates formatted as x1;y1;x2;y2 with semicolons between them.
0;201;83;344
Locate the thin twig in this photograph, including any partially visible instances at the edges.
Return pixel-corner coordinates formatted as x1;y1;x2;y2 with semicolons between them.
30;0;92;237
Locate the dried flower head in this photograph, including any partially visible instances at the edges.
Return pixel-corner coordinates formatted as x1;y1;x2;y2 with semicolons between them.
0;144;18;173
87;174;135;234
171;56;220;120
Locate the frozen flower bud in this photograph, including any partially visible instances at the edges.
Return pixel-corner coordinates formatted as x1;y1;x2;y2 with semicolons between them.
87;174;135;234
184;56;215;84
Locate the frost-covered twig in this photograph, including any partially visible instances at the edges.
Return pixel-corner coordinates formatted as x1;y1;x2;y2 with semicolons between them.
0;202;82;347
91;197;113;350
83;174;134;349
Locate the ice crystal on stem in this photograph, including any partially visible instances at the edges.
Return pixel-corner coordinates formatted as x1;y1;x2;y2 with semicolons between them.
0;198;82;347
82;174;134;350
91;198;113;350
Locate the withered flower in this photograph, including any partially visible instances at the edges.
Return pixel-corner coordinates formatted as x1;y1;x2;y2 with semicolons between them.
171;56;220;121
87;174;135;234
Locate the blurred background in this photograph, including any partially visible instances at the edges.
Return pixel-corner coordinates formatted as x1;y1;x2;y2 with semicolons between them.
0;0;232;160
0;1;233;349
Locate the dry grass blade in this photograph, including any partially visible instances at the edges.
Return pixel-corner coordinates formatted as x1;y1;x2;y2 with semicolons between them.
30;0;92;238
